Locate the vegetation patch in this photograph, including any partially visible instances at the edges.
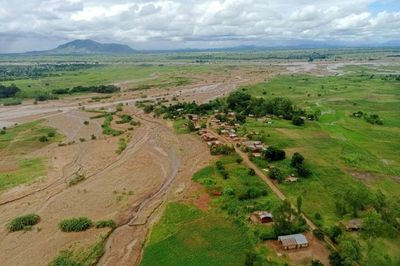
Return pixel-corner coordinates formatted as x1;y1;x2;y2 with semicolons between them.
116;138;127;154
95;220;116;229
49;236;106;266
68;173;85;186
7;214;40;232
58;217;92;232
0;158;45;193
141;203;256;266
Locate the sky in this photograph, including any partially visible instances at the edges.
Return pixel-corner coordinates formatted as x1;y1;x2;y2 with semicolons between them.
0;0;400;53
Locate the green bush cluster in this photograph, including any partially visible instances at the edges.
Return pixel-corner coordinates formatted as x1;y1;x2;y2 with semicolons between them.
95;219;116;229
58;217;92;232
7;214;40;232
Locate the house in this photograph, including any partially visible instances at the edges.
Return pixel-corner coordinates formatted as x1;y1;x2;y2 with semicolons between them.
278;234;309;250
201;133;218;142
286;176;298;183
207;140;221;147
242;141;265;152
251;211;273;223
345;219;363;231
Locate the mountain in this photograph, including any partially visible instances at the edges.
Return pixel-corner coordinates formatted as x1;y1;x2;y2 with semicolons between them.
27;39;135;55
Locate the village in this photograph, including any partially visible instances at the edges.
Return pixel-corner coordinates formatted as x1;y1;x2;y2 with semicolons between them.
188;112;315;254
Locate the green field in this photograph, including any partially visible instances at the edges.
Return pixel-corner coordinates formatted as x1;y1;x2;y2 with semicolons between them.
142;155;285;266
1;64;222;99
237;66;400;264
0;120;62;192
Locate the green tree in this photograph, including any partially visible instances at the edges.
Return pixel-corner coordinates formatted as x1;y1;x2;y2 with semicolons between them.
187;119;196;132
291;152;304;167
362;209;384;238
338;236;361;266
297;196;303;213
273;200;295;235
269;167;284;183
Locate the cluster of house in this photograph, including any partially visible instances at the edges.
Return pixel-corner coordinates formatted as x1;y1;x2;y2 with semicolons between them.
198;129;221;147
250;211;309;250
241;140;267;157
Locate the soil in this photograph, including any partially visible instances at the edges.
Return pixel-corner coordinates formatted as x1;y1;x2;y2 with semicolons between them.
0;62;338;266
266;232;330;266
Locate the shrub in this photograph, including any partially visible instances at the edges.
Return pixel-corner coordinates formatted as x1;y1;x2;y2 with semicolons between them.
47;131;55;138
269;168;284;183
292;115;305;126
38;136;48;142
248;168;256;176
291;152;304;167
236;158;243;164
83;121;89;125
262;146;285;161
95;219;116;229
68;173;85;186
58;217;92;232
313;228;325;240
296;164;311;177
8;214;40;232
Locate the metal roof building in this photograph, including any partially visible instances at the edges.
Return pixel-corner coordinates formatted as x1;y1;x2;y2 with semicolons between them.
278;234;309;250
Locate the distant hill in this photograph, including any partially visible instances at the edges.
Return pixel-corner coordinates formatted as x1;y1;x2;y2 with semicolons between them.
27;39;135;55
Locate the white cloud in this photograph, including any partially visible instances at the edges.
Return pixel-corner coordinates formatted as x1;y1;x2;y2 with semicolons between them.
0;0;399;52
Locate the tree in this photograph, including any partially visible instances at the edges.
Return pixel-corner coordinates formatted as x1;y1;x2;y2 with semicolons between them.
329;225;343;244
344;186;371;217
297;196;303;213
291;152;304;167
262;146;285;161
362;209;384;238
292;115;304;126
187;119;196;132
269;167;284;183
273;200;296;235
227;91;251;112
248;168;256;176
296;164;311;177
310;259;324;266
338;236;361;266
329;251;345;266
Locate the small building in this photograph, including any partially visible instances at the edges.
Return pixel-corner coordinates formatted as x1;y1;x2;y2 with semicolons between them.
251;211;273;224
286;176;298;183
345;219;363;231
278;234;309;250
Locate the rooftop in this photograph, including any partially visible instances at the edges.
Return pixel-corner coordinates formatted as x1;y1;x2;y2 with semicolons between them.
278;234;308;246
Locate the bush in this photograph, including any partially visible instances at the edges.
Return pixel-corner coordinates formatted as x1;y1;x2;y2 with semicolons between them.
95;219;116;229
269;168;284;183
236;158;243;164
291;152;304;167
248;168;256;176
292;115;305;126
68;173;85;186
47;131;55;138
262;146;285;161
58;217;92;232
7;214;40;232
296;164;311;177
83;121;89;125
38;136;48;142
313;228;324;240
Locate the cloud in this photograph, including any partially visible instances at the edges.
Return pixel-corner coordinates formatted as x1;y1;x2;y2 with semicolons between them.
0;0;399;52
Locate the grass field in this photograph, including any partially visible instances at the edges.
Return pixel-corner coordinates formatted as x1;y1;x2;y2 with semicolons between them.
142;155;285;265
0;120;62;154
237;66;400;263
1;64;223;98
0;120;62;192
